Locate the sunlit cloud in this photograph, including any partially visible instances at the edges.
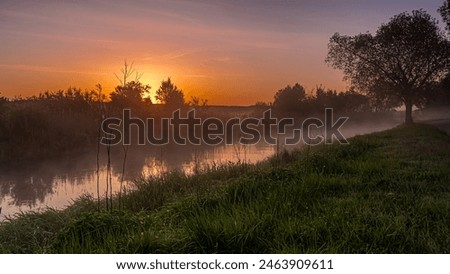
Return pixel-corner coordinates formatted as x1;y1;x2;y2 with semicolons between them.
0;0;444;104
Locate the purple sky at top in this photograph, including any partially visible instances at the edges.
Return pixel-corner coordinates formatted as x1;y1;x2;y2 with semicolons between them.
0;0;445;104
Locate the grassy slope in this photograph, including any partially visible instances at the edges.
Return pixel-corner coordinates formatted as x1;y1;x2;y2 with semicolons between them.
0;124;449;253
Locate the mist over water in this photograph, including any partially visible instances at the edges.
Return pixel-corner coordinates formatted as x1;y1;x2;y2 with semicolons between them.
0;142;275;220
2;109;448;221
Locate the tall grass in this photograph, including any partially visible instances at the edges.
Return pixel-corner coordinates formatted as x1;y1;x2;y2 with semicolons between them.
0;124;449;253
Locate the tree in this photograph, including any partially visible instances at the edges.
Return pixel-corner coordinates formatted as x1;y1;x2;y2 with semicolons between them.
338;90;370;112
439;0;450;32
109;81;152;110
155;78;185;110
428;73;450;107
366;80;403;112
114;60;143;86
314;87;338;109
326;10;450;124
109;61;151;112
273;83;306;114
188;96;208;108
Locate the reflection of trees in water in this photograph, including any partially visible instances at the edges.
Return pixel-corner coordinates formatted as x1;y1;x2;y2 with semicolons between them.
0;145;191;207
0;142;274;209
109;143;273;179
1;168;55;207
0;153;101;207
108;144;224;180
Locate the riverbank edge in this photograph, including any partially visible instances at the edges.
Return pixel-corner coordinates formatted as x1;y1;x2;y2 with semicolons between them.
0;123;449;253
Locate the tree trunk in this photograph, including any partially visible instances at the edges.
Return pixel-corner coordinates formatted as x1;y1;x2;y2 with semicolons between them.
404;98;413;125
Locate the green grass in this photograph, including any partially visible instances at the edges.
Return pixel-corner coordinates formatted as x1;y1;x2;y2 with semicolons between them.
0;124;449;253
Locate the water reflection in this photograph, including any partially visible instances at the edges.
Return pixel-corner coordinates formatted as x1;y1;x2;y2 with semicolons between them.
0;143;276;220
0;120;401;220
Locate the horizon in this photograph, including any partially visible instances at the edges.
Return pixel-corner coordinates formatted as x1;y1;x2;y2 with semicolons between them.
0;0;445;105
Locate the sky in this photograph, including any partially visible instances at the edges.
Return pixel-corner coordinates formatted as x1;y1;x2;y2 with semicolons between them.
0;0;445;105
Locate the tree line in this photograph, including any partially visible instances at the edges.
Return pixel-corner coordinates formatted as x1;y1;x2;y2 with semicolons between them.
0;1;449;163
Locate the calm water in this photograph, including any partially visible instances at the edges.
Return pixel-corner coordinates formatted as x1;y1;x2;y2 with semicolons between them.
0;120;401;221
0;143;277;220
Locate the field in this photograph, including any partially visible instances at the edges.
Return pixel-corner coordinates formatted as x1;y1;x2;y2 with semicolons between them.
0;124;449;254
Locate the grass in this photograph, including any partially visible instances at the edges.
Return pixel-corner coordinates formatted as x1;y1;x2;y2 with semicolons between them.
0;123;449;253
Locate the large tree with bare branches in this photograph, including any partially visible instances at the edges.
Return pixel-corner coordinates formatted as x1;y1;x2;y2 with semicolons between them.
326;10;450;124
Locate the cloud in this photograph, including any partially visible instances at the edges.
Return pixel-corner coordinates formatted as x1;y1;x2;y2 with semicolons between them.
184;74;211;79
204;56;232;62
0;64;108;75
164;49;205;60
1;29;123;46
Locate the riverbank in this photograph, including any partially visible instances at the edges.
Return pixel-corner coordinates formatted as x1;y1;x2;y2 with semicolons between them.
0;124;449;253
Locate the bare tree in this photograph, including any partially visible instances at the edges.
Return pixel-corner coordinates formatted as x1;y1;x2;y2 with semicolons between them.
114;60;143;86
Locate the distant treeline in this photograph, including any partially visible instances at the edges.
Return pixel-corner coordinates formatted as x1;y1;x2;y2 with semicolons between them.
270;81;450;117
0;88;101;163
0;75;449;163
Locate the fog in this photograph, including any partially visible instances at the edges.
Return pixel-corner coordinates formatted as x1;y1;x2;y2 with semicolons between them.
2;109;450;220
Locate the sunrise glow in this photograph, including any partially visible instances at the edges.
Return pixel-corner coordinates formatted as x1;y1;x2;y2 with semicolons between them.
0;0;444;105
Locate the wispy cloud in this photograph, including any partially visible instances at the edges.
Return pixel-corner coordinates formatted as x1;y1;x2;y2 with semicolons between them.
160;48;206;60
1;29;124;46
143;48;206;62
184;74;212;79
203;56;232;63
0;64;108;75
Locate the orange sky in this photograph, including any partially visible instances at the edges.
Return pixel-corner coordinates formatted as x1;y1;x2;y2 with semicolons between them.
0;0;444;105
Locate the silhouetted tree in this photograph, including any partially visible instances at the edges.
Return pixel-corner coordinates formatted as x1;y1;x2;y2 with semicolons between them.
440;1;450;107
314;87;337;109
326;10;450;124
0;95;8;108
273;83;306;114
442;74;450;104
366;80;403;112
188;96;208;108
35;87;99;114
109;81;152;111
307;87;370;113
114;60;143;86
443;74;450;92
439;0;450;32
339;90;370;112
155;78;185;110
426;74;450;107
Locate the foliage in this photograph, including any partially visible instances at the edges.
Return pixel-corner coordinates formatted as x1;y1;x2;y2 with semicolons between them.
439;0;450;32
273;83;306;114
0;77;208;163
155;78;185;111
188;96;208;109
426;73;450;107
271;85;371;116
326;10;450;123
35;87;102;114
109;81;152;112
311;87;370;113
0;88;101;163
